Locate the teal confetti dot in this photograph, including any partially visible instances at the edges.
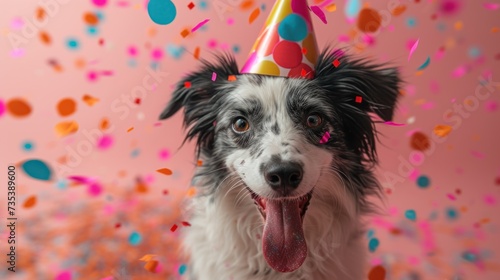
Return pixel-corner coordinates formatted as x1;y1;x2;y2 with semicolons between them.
405;209;417;221
468;47;481;58
179;264;187;275
87;26;99;36
22;141;34;151
150;61;159;70
148;0;177;25
232;45;240;53
198;0;208;10
367;229;375;239
417;175;430;188
166;44;185;59
66;38;80;50
131;149;140;158
278;14;308;42
345;0;361;19
406;17;417;28
129;232;142;245
95;10;105;21
21;159;52;181
128;59;137;68
368;238;379;252
56;179;67;190
446;207;459;220
462;251;477;262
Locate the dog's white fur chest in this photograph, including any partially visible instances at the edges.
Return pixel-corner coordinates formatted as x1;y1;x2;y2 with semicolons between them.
182;184;367;280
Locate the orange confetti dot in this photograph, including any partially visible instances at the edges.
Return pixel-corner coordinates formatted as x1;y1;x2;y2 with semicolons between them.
139;254;157;262
357;8;382;33
368;265;386;280
187;187;196;197
23;196;37;208
7;98;32;117
193;47;200;60
197;160;203;166
325;4;337;12
82;94;99;106
410;132;431;151
55;121;79;137
39;31;51;45
83;12;99;25
249;8;260;24
492;27;499;33
57;98;77;117
99;118;110;131
180;29;190;38
144;260;159;273
390;5;406;16
157;168;173;175
136;181;148;193
454;21;463;30
127;127;134;132
228;75;237;81
240;0;254;10
75;58;86;69
433;124;452;138
36;7;46;21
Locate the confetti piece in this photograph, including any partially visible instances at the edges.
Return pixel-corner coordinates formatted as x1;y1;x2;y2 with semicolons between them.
139;254;157;262
55;121;79;137
39;31;51;45
197;160;203;166
249;8;260;24
148;0;177;25
447;193;456;200
180;29;190;38
127;127;134;132
187;2;195;9
187;187;196;197
433;124;452;137
170;224;178;232
391;5;406;16
483;3;500;10
82;94;99;106
368;265;386;280
228;75;237;81
325;3;336;12
446;207;459;220
319;131;330;144
100;118;110;130
368;238;379;252
92;0;107;7
55;271;72;280
417;175;430;188
97;135;113;150
357;8;382;33
355;96;362;103
23;196;37;208
66;38;80;50
191;19;209;32
405;209;417;221
310;6;327;24
157;168;173;175
159;149;170;160
471;150;485;159
408;38;419;61
184;81;191;88
383;121;405;126
144;260;159;273
83;12;99;25
129;232;142;245
57;98;77;117
21;159;52;181
417;56;431;70
22;141;34;151
410;131;430;151
240;0;254;10
193;47;200;59
332;59;340;67
345;0;361;20
0;99;5;117
181;221;191;226
179;264;187;275
88;182;102;196
7;98;32;117
211;72;217;81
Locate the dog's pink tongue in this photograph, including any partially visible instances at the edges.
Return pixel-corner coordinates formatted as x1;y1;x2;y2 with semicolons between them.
262;199;307;273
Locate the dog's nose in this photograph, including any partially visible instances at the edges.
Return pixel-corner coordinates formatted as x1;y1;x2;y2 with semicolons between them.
264;160;303;194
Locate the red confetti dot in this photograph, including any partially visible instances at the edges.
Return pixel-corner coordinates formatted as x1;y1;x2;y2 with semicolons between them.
187;2;195;9
115;223;121;228
355;96;363;103
368;265;386;280
134;98;141;105
332;59;340;67
273;40;302;68
163;189;169;195
184;81;191;88
181;221;191;226
170;224;178;232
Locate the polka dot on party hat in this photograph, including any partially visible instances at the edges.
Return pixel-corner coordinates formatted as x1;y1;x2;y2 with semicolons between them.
148;0;177;25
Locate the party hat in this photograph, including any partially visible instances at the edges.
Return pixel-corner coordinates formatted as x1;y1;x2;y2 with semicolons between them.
241;0;319;79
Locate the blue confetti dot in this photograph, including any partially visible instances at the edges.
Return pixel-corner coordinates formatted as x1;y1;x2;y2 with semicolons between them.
150;61;159;70
429;211;438;220
462;251;477;262
417;175;430;188
56;179;67;190
446;207;459;220
148;0;177;25
87;26;99;36
166;44;185;59
66;38;80;50
345;0;361;19
261;4;266;11
278;14;308;42
468;47;481;58
405;209;417;221
198;0;208;10
21;159;52;181
129;232;142;245
179;264;187;275
367;229;375;239
436;22;446;31
232;45;240;54
407;17;417;28
128;59;137;68
22;141;34;151
368;238;379;252
131;149;140;158
95;10;105;21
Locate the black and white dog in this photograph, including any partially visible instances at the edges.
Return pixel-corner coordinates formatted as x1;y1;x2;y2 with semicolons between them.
160;49;400;279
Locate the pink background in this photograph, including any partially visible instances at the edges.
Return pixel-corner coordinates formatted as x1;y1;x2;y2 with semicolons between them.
1;0;500;279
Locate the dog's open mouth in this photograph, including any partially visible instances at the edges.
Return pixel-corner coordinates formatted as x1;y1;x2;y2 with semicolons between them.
247;188;313;273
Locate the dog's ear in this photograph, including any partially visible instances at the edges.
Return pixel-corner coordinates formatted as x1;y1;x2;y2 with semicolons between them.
314;49;401;121
159;54;239;152
314;49;401;162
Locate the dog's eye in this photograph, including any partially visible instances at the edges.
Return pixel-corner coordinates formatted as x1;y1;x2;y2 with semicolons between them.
232;117;250;133
306;114;322;128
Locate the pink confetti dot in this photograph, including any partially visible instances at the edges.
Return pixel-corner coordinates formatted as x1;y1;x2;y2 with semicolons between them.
485;101;498;112
337;35;350;42
151;48;163;60
484;195;496;205
87;71;98;81
128;46;138;56
88;182;103;196
55;271;72;280
159;149;170;160
97;135;114;150
10;17;24;29
92;0;108;7
207;39;218;48
0;99;5;117
227;18;235;25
